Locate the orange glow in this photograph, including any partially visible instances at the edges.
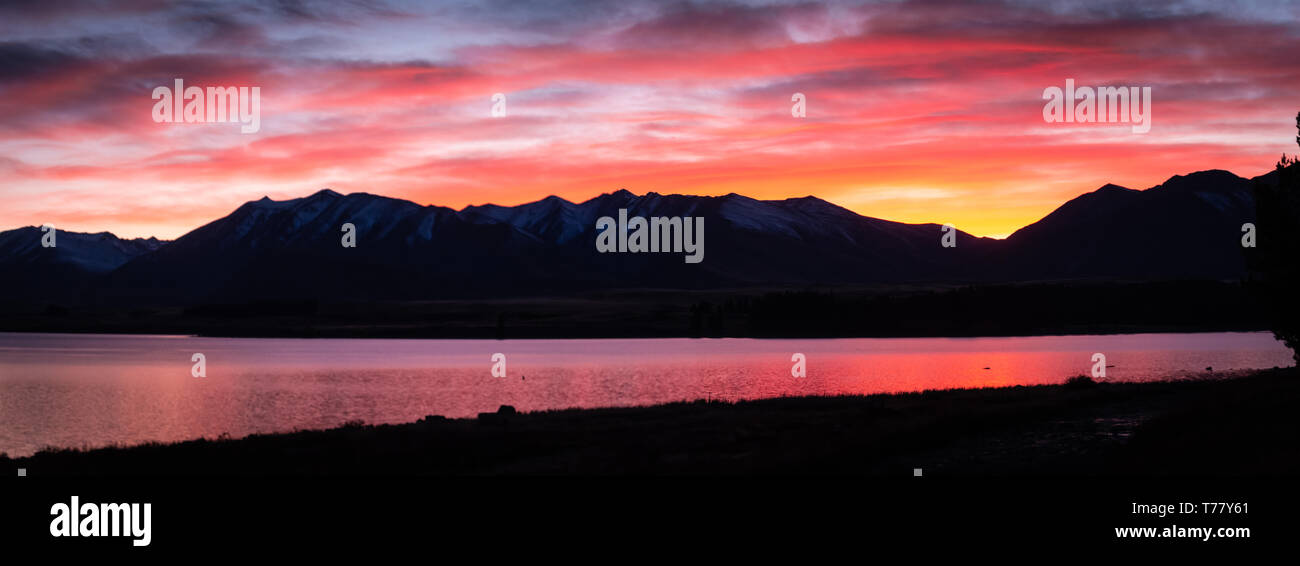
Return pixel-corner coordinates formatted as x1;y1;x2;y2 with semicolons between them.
2;2;1297;239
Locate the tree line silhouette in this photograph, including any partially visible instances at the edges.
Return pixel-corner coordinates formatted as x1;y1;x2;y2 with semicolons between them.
1249;112;1300;362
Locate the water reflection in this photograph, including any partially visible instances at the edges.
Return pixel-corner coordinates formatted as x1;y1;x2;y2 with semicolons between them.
0;332;1290;456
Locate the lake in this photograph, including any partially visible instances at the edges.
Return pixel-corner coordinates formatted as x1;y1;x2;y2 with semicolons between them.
0;331;1291;457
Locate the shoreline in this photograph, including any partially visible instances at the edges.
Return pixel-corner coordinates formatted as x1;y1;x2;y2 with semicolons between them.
0;280;1269;339
6;367;1297;476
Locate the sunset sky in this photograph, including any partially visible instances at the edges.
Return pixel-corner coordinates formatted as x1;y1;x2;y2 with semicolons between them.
2;0;1298;239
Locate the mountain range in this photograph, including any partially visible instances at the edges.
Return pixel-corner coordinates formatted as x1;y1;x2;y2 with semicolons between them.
0;168;1270;307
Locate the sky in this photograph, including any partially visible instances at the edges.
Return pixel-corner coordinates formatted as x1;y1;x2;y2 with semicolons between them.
1;0;1298;240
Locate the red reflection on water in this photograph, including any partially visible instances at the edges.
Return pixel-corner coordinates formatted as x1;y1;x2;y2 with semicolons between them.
0;332;1291;456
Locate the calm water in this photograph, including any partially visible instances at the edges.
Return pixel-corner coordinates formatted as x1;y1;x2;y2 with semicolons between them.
0;331;1291;457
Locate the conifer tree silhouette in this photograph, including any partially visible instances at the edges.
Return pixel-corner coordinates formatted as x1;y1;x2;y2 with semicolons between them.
1249;112;1300;362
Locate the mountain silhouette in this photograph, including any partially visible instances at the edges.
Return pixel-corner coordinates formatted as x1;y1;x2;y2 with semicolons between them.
1002;169;1256;280
0;168;1265;307
0;228;163;304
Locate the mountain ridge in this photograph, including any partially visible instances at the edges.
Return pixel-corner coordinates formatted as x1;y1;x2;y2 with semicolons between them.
0;167;1270;306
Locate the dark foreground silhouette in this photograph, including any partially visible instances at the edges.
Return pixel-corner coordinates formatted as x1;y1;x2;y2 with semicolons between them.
4;367;1297;476
0;280;1269;338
